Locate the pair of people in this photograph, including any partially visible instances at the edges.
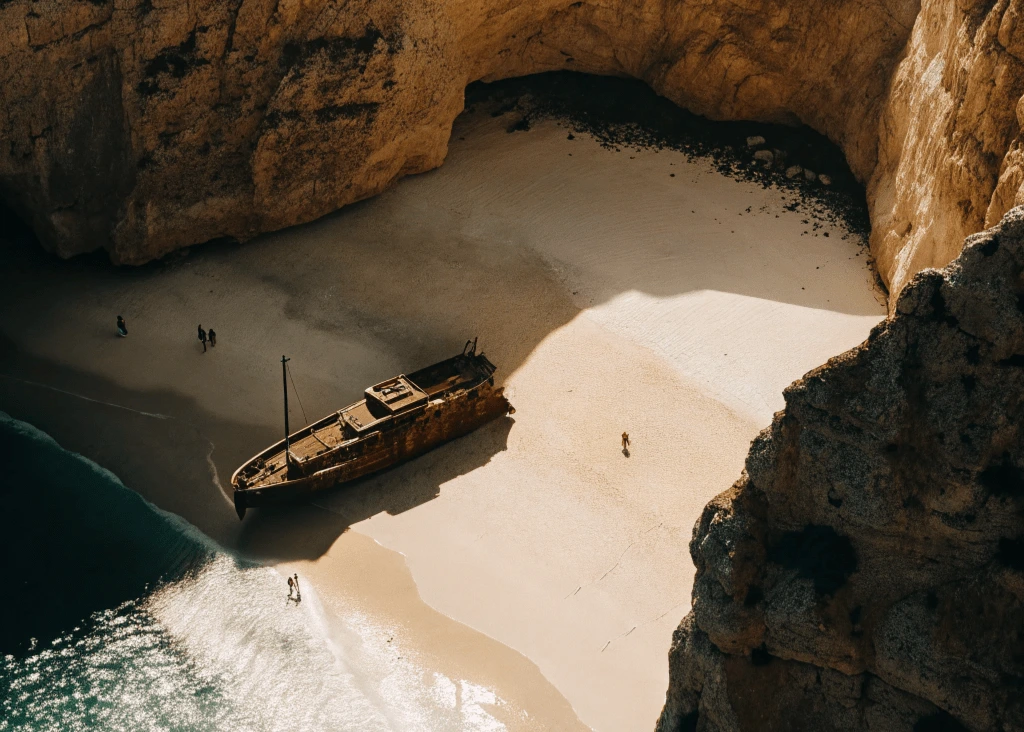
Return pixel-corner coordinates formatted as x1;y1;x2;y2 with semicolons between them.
287;574;302;604
198;324;217;352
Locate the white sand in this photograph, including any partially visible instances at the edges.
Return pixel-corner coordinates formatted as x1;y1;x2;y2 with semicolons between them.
318;113;885;730
0;108;884;731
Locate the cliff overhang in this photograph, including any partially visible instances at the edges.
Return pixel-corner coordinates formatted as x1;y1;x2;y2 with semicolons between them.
2;0;1022;300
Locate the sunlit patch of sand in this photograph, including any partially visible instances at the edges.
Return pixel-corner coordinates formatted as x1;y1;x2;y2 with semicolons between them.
318;113;885;730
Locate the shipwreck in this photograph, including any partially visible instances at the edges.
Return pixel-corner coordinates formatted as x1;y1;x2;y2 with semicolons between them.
230;340;514;518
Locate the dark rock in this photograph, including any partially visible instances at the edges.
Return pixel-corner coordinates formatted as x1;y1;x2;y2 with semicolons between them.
658;207;1024;731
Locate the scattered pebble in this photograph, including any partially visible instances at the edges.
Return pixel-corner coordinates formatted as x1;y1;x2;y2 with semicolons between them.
464;72;874;264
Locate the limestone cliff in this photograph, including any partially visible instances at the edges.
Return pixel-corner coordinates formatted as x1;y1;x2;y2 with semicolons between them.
0;0;920;283
658;208;1024;732
6;1;1024;294
869;0;1024;300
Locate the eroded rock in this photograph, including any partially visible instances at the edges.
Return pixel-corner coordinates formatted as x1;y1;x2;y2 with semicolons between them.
658;207;1024;732
0;0;954;290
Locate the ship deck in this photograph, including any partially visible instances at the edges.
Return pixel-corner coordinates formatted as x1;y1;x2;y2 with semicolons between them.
243;415;353;486
233;352;498;491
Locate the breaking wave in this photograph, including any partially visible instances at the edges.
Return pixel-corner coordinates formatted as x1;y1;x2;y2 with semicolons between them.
0;413;506;731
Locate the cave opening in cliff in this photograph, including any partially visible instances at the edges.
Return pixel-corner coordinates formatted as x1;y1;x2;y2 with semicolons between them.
463;71;873;247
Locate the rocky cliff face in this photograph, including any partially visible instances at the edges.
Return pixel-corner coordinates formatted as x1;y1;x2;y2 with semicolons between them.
0;0;956;292
658;208;1024;732
4;1;1024;293
869;0;1024;300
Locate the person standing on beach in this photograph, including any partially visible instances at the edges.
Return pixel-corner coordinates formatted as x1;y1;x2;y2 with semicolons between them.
621;432;630;453
293;574;301;603
208;328;217;348
116;315;127;337
287;576;295;602
198;325;207;352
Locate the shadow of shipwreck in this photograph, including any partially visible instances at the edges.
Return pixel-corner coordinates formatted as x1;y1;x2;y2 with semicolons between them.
233;417;514;562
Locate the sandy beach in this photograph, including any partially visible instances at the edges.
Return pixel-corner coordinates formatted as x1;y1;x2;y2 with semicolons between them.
0;105;885;730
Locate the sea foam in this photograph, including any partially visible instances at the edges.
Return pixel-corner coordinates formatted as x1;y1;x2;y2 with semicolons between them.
0;413;507;731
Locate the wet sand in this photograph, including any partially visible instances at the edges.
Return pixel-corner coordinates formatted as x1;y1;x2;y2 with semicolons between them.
0;105;885;730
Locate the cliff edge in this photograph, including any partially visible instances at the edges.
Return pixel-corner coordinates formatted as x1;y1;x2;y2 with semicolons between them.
658;208;1024;732
3;0;1024;297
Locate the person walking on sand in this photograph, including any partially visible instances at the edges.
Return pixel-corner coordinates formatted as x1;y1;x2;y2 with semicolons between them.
116;315;128;337
287;576;295;602
621;432;631;453
208;328;217;348
293;574;301;603
198;325;207;352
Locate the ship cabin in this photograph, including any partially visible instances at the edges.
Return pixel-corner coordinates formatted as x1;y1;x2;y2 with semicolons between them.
340;375;429;436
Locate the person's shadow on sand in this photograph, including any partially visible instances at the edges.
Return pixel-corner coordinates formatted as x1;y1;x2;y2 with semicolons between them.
622;447;630;458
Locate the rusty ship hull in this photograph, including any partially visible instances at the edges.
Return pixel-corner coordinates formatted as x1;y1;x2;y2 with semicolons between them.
230;351;513;518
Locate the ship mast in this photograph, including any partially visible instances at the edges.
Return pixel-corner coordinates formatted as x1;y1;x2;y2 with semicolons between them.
282;355;291;465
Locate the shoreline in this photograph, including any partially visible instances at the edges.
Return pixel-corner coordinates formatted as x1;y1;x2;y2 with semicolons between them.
279;530;587;730
0;377;588;730
0;105;885;730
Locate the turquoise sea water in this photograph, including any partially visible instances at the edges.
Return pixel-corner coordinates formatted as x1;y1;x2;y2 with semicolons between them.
0;413;506;731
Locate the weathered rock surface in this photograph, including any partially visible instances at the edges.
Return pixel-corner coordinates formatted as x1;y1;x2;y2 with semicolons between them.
869;0;1024;299
4;1;1024;294
0;0;936;287
658;208;1024;732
